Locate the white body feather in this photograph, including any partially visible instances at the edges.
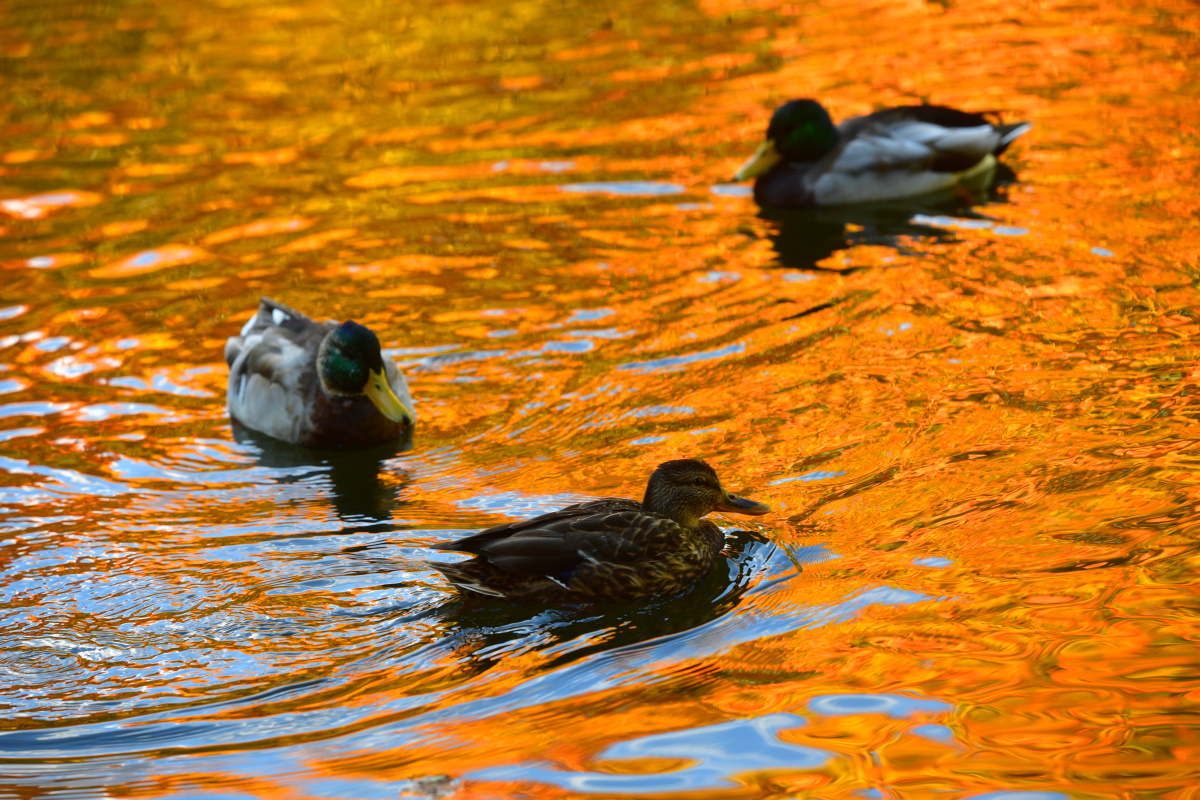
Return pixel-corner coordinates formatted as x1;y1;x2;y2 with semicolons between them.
815;117;1007;205
813;152;997;205
225;328;315;444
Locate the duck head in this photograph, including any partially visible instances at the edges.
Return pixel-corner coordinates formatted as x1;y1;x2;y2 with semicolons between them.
317;320;415;425
642;459;770;528
734;98;839;181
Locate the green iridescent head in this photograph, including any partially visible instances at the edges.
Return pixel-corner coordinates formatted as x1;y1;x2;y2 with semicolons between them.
734;98;839;181
318;321;414;424
767;99;839;162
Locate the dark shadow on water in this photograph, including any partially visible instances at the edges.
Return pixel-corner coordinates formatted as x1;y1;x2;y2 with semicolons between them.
232;422;412;525
428;528;776;670
761;165;1020;272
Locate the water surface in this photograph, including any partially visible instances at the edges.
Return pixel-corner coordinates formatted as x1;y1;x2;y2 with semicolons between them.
2;0;1199;797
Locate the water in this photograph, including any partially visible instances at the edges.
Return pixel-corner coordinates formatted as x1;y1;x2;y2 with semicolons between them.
1;0;1199;796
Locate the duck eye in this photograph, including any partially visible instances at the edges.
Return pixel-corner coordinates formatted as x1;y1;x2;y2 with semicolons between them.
694;477;707;487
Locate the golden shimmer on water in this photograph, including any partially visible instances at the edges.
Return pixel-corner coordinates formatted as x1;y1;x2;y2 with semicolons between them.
0;0;1198;796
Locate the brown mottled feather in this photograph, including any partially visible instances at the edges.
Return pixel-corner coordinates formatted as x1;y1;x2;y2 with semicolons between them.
429;460;763;604
432;465;734;604
433;512;724;604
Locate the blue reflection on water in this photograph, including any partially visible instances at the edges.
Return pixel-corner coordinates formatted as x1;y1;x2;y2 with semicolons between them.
911;723;956;743
912;556;954;568
621;342;745;374
453;490;592;517
768;470;846;485
0;401;69;419
0;426;41;442
809;693;951;719
0;551;933;763
626;404;694;418
565;307;615;323
469;713;826;792
128;250;165;267
74;403;181;422
560;181;685;196
709;183;752;197
911;214;994;230
631;435;667;445
565;327;631;340
512;339;595;357
106;372;213;398
35;336;71;352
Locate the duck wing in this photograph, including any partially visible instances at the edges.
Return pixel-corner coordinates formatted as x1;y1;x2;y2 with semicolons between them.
436;497;640;555
804;105;1031;205
225;298;332;442
834;105;1029;174
225;297;329;367
437;499;685;578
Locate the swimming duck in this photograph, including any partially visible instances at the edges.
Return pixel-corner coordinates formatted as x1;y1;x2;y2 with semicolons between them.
432;459;770;603
224;297;415;449
734;99;1032;207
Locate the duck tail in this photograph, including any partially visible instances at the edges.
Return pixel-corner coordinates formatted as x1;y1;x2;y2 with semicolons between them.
257;296;307;323
427;560;507;597
995;121;1032;154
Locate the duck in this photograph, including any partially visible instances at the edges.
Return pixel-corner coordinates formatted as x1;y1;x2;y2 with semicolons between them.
224;297;415;449
734;98;1032;208
431;458;770;604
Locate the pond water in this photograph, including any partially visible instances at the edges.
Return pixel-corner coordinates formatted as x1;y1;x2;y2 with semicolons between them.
2;0;1199;797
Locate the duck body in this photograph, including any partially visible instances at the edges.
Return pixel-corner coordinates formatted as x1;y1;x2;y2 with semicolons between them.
736;100;1032;208
224;298;415;449
432;459;770;604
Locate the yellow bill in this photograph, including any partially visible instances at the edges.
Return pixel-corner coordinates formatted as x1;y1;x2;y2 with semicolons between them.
364;369;415;425
733;139;782;181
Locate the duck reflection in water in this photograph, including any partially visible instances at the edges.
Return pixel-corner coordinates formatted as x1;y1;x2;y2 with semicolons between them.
232;422;412;523
760;161;1023;273
430;459;770;604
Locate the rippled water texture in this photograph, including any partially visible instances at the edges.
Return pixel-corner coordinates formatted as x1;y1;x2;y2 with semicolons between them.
2;0;1199;796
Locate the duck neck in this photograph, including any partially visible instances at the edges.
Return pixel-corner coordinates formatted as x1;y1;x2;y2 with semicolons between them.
641;485;701;529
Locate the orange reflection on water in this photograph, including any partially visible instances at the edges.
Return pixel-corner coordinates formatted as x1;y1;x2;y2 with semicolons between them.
0;0;1198;797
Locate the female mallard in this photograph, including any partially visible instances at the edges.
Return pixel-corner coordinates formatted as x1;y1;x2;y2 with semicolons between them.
432;459;770;603
224;297;415;449
734;98;1032;207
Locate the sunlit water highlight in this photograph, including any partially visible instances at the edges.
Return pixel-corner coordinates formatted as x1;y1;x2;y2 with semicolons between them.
1;0;1199;797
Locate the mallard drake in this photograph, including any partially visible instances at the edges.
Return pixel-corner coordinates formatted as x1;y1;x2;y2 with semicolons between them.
734;98;1032;207
431;459;770;603
224;297;415;449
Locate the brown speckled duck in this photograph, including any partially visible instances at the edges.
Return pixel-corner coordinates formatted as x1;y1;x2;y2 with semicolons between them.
431;459;770;604
225;297;415;449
